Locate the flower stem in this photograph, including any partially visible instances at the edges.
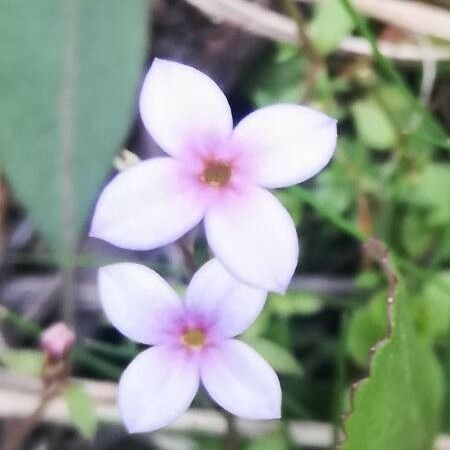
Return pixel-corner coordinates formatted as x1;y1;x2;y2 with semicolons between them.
280;0;324;102
222;412;240;450
178;237;198;276
3;392;53;450
176;239;241;450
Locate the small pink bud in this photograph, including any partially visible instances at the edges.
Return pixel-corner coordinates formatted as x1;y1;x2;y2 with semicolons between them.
40;322;76;359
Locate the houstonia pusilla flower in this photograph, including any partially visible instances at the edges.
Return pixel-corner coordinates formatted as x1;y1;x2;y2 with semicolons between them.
98;259;280;432
91;59;337;292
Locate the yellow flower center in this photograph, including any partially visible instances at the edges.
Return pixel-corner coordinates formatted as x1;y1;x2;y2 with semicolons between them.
201;161;231;187
182;328;206;348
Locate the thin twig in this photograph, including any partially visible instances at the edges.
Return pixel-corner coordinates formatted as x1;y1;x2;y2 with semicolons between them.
222;412;240;450
280;0;320;62
182;0;450;62
178;237;198;277
280;0;324;101
3;395;51;450
295;0;450;42
363;239;397;332
3;354;69;450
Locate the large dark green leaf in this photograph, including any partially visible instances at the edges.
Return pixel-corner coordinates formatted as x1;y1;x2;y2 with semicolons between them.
342;268;443;450
0;0;149;257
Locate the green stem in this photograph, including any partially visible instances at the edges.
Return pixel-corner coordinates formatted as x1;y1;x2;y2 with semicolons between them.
292;187;367;241
292;187;450;291
0;305;41;338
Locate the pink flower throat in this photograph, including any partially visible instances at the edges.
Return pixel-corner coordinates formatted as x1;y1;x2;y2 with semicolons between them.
182;327;206;349
200;160;232;188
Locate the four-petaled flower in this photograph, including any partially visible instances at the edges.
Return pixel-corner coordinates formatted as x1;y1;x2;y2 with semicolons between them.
91;59;337;292
99;259;280;433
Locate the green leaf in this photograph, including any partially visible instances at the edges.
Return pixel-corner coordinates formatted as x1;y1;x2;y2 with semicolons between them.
400;212;434;259
275;190;303;225
245;338;303;376
355;269;383;290
377;84;411;125
415;272;450;341
342;274;443;450
242;306;272;340
406;164;450;227
351;96;397;150
0;350;43;376
314;164;354;216
347;293;388;367
246;431;289;450
249;45;305;108
249;44;345;117
271;292;323;317
310;0;354;55
0;0;149;257
64;383;98;439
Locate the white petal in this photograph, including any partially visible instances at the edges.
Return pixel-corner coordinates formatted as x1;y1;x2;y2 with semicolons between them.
232;104;337;188
140;58;233;158
119;346;200;433
201;339;281;420
205;188;298;293
184;259;267;338
98;263;182;345
90;157;206;250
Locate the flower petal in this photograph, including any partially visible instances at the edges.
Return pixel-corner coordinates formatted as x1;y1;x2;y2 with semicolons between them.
201;339;281;420
140;58;233;158
205;188;298;292
98;263;182;345
184;259;267;338
119;346;200;433
232;104;337;188
90;157;206;250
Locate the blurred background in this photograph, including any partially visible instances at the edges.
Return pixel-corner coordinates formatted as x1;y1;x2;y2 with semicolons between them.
0;0;449;449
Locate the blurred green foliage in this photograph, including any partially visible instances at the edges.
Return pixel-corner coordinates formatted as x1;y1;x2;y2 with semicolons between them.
0;349;43;377
246;0;449;444
64;383;98;438
309;0;354;56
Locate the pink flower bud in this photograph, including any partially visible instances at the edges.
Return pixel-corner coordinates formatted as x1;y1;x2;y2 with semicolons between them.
40;322;76;359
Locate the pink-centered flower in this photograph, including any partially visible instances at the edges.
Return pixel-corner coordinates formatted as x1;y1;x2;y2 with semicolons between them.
98;259;280;433
91;59;337;292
